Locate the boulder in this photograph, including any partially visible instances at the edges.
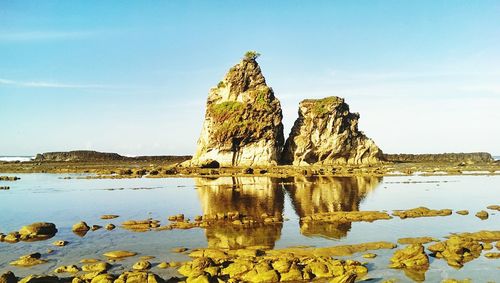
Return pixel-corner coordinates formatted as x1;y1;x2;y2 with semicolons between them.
0;271;17;283
18;222;57;241
282;96;383;165
191;52;284;167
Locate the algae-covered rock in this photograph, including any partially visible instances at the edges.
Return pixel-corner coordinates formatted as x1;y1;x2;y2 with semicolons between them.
282;96;383;165
10;253;47;267
102;250;137;259
132;260;151;271
54;265;80;273
428;236;482;267
82;262;111;272
397;237;436;245
191;52;284;167
18;222;57;241
72;221;90;237
392;207;452;219
390;244;429;269
475;210;489;220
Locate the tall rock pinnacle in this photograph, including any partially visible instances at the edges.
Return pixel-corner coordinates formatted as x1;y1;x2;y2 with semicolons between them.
191;52;284;167
282;96;383;165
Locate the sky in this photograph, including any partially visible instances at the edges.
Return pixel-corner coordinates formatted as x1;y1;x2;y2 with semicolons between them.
1;1;499;156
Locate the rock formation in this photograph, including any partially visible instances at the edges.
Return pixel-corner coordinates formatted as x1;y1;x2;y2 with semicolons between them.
35;150;190;163
383;152;493;164
191;52;284;167
282;96;383;165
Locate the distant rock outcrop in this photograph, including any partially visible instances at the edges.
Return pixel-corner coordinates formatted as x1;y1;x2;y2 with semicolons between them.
191;52;284;167
35;150;191;163
35;151;124;162
383;152;493;164
282;96;383;165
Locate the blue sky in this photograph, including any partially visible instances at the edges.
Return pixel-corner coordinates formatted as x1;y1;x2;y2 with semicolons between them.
1;1;499;156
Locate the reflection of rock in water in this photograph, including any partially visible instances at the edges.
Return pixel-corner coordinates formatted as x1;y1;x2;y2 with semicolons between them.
285;176;381;239
195;177;284;249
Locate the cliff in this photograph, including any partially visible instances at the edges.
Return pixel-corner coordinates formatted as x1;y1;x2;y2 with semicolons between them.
191;52;284;167
282;96;383;165
384;152;494;164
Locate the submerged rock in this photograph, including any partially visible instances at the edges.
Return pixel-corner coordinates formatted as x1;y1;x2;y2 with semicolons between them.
121;219;160;232
301;211;391;223
100;214;119;220
282;96;383;165
10;253;47;267
53;240;67;247
486;205;500;211
475;210;489;220
103;250;137;259
484;252;500;259
397;237;436;245
191;52;284;167
392;207;452;219
452;230;500;241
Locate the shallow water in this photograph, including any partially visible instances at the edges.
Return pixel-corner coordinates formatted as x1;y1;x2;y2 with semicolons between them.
0;173;499;281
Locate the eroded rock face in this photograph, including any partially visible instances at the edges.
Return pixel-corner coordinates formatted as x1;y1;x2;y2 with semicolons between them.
282;97;383;165
191;55;284;167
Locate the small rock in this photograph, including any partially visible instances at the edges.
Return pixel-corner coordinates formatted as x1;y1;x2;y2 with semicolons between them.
100;215;119;220
10;253;47;267
475;210;489;220
72;221;90;231
362;253;377;259
103;250;137;259
82;262;111;272
486;205;500;211
91;225;102;231
105;224;116;230
157;262;169;269
0;271;17;283
90;274;115;283
484;252;500;259
172;247;188;253
53;240;68;246
54;265;80;273
132;260;151;271
456;210;469;215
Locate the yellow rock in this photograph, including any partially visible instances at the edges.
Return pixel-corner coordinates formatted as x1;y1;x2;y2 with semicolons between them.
103;250;137;259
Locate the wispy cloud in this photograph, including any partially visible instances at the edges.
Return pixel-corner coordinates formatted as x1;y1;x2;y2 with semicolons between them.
0;30;97;42
0;78;113;89
275;69;500;102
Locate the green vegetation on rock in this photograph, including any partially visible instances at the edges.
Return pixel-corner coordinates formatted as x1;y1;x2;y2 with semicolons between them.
244;50;261;61
309;96;342;115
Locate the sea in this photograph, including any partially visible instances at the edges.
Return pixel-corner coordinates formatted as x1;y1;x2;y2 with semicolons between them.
0;173;499;281
0;156;34;162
